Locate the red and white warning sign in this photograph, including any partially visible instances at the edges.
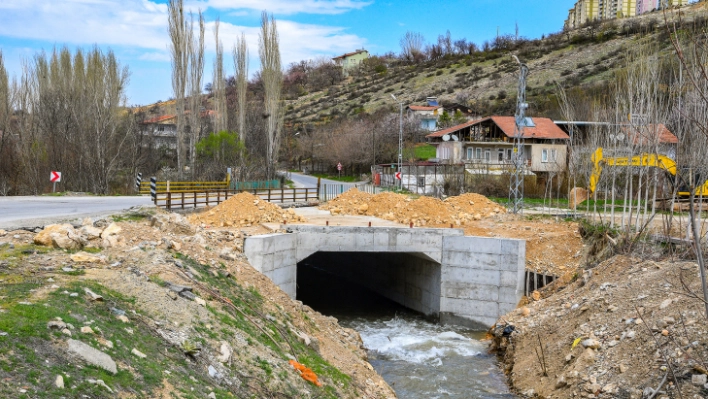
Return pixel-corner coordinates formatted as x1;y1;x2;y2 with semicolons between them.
337;162;342;171
395;171;402;180
50;171;62;183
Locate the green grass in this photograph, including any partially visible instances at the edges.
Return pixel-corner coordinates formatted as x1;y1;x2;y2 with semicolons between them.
0;280;220;398
409;144;436;160
312;173;359;183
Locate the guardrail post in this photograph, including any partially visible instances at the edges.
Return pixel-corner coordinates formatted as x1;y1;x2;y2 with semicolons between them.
206;191;209;207
181;192;185;210
281;188;284;202
167;192;172;210
150;177;157;203
135;173;142;193
268;189;272;202
166;180;170;193
193;192;197;208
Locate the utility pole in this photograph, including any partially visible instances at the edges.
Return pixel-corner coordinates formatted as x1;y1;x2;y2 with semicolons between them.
509;55;529;214
391;94;404;191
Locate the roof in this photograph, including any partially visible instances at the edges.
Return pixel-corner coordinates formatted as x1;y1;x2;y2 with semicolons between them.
332;49;368;60
408;105;442;112
426;116;570;140
623;124;678;145
142;114;176;124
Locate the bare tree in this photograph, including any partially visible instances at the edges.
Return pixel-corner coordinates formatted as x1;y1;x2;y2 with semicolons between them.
259;11;283;180
187;10;205;177
212;18;228;134
233;33;248;145
168;0;189;177
399;31;425;63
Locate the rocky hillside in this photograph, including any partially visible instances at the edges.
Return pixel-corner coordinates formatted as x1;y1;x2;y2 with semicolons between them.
284;4;708;126
0;206;395;398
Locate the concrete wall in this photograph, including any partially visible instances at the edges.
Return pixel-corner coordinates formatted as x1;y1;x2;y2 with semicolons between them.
440;236;525;329
243;226;525;328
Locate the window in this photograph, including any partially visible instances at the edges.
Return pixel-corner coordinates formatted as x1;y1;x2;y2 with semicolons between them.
484;150;491;162
541;149;548;163
498;150;504;162
440;147;450;160
507;149;512;160
417;176;426;188
476;148;482;159
466;148;473;160
550;149;557;162
157;125;165;132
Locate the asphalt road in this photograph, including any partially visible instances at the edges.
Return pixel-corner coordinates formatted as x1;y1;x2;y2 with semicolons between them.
287;172;346;188
0;195;154;230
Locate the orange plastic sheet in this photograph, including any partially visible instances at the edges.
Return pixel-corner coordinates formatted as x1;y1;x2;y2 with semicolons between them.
288;359;322;386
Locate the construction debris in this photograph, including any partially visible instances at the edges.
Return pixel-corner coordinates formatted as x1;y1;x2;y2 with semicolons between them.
188;192;306;228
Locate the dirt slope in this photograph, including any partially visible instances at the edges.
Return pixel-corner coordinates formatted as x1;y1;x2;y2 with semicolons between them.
493;255;708;398
0;209;394;398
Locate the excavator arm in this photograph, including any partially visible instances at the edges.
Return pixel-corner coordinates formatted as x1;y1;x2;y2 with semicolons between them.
588;147;678;195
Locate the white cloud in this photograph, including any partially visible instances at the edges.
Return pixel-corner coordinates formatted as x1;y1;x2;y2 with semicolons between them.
198;0;371;15
139;51;171;62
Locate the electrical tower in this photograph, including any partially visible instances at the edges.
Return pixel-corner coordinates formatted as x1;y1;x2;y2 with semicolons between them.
509;56;529;214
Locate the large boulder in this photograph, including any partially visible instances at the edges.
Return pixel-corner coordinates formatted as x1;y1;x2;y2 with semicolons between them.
66;339;117;374
151;213;196;236
35;224;75;247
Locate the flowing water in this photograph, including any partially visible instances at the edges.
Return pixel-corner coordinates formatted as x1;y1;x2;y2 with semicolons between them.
297;264;514;399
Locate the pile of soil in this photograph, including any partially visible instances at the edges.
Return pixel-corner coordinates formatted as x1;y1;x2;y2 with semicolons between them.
493;255;708;398
188;192;305;227
320;189;506;226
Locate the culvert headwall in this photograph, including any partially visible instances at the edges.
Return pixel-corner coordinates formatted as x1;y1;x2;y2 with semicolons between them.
244;226;525;329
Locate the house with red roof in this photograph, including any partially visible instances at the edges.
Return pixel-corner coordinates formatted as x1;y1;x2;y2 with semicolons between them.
332;49;369;75
407;97;445;131
426;116;570;175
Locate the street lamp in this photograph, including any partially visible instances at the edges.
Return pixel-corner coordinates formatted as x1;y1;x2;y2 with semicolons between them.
391;94;404;190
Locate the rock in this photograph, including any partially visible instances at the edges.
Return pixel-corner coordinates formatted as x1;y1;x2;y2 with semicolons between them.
101;235;121;248
61;328;72;336
101;223;122;238
661;329;669;336
167;290;178;300
79;225;103;240
131;348;147;359
358;204;369;213
520;307;531;317
55;375;64;389
84;288;103;301
50;232;82;250
98;338;113;349
47;320;67;330
555;376;568;388
208;392;216;399
585;382;601;393
195;297;206;306
80;326;94;334
619;364;628;373
179;290;196;300
692;374;707;386
208;364;222;379
93;379;113;393
34;224;74;246
659;299;672;310
602;383;616;393
582;339;602;350
167;283;192;293
0;229;6;237
217;341;232;363
70;252;103;263
67;339;117;374
531;291;541;301
117;315;130;323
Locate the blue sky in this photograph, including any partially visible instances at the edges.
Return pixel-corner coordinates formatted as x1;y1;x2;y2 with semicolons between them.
0;0;574;106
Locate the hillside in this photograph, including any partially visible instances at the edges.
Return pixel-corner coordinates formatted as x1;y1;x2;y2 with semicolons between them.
283;3;708;127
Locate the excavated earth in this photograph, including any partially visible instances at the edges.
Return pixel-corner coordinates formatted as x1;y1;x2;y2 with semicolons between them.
492;255;708;399
0;207;395;398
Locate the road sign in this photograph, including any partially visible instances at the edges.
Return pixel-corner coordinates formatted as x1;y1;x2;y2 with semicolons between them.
50;171;61;183
337;162;342;171
395;171;402;180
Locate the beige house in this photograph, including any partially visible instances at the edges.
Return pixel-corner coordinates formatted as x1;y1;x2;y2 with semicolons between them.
426;116;570;176
332;49;369;75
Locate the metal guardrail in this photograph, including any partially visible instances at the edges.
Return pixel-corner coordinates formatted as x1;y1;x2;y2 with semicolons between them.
154;187;319;210
319;183;384;201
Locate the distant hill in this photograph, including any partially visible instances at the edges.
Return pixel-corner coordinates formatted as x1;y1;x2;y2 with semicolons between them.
283;3;707;127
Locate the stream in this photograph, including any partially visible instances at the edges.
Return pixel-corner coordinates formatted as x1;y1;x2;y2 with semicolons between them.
297;264;515;398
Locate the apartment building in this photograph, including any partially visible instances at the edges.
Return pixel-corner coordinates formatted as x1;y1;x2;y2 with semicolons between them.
637;0;688;15
565;0;637;30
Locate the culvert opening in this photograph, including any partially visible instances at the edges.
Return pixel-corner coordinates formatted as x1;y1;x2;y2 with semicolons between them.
296;251;441;320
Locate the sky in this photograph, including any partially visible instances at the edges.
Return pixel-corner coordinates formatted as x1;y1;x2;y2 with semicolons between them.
0;0;575;106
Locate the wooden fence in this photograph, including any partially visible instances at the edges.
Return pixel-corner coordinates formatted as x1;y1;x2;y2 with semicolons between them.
153;187;318;210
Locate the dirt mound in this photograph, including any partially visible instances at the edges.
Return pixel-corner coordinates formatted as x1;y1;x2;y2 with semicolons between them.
189;192;305;227
320;189;506;226
492;255;708;398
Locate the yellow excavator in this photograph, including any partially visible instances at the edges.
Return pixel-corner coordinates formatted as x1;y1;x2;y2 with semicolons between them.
586;147;708;200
